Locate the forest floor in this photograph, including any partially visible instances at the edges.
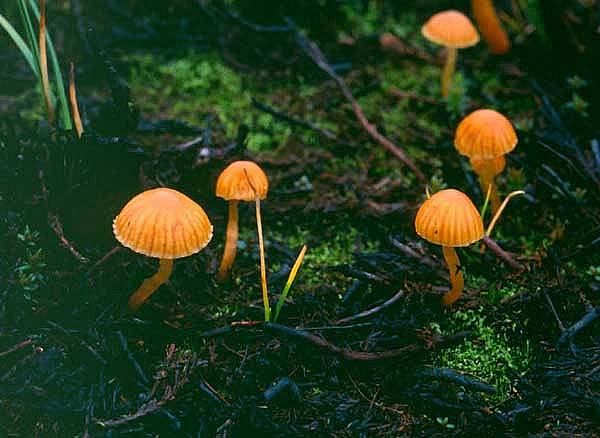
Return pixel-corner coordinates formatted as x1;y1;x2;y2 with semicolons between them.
1;1;599;436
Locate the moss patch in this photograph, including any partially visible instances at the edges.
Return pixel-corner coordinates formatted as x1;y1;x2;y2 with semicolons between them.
432;309;532;400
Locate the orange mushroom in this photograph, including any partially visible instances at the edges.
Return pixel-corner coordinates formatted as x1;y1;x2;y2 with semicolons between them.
216;161;270;319
415;189;484;305
422;10;479;97
471;0;510;55
455;109;517;213
113;188;213;311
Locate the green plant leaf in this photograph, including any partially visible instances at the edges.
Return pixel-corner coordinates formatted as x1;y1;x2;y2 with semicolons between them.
273;245;307;322
0;13;39;77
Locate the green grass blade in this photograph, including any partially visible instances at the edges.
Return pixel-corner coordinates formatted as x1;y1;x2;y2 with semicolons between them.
17;0;40;70
273;245;307;323
28;0;72;130
0;13;39;78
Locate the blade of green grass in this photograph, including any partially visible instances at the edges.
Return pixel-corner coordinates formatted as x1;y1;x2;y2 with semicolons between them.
0;13;39;77
273;245;307;323
28;0;72;129
17;0;40;71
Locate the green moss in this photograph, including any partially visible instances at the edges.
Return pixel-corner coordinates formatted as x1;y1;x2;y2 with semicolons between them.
271;226;379;289
432;309;532;400
126;52;292;151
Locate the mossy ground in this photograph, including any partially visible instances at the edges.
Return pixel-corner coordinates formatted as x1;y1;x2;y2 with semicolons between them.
122;11;543;401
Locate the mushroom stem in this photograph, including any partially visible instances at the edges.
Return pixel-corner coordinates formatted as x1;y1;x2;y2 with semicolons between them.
471;0;510;54
441;246;464;305
217;200;239;281
128;258;173;312
255;198;270;321
441;47;457;97
477;164;500;214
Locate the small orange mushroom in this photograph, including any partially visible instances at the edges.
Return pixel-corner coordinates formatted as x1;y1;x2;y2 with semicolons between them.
455;109;517;213
415;189;484;305
422;10;479;97
113;188;213;311
216;161;270;319
471;0;510;55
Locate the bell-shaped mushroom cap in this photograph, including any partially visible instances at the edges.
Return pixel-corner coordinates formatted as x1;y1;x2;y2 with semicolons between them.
421;10;480;49
415;189;483;247
470;155;506;176
455;109;517;159
216;161;269;201
113;188;213;259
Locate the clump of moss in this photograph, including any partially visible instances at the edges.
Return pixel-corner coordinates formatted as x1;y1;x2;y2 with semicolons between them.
432;309;532;400
270;226;379;289
126;52;292;151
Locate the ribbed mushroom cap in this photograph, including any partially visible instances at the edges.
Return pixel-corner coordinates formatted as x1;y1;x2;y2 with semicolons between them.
470;155;506;176
216;161;269;201
415;189;484;247
455;109;517;159
113;188;213;259
421;10;480;49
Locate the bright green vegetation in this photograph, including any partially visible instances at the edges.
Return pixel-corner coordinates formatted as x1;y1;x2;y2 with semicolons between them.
432;309;532;400
270;225;379;290
126;52;345;152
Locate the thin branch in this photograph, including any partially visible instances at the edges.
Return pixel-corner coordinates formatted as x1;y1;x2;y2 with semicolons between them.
0;339;32;357
285;18;426;183
557;306;600;348
421;367;497;394
481;235;523;270
334;289;405;325
202;321;469;361
252;98;337;141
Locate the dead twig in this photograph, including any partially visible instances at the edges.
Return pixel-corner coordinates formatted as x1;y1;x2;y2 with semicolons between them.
0;339;33;358
47;320;107;365
388;87;440;105
557;306;600;348
334;289;405;325
48;212;89;264
39;170;88;264
202;321;469;361
87;246;121;276
285;18;426;183
481;235;523;271
116;330;149;385
252;98;338;141
421;367;497;394
390;237;448;280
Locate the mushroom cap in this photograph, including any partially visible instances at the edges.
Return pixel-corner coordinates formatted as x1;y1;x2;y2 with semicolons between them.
455;109;518;159
113;188;213;259
421;10;480;49
415;189;484;247
470;155;506;177
216;161;269;201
